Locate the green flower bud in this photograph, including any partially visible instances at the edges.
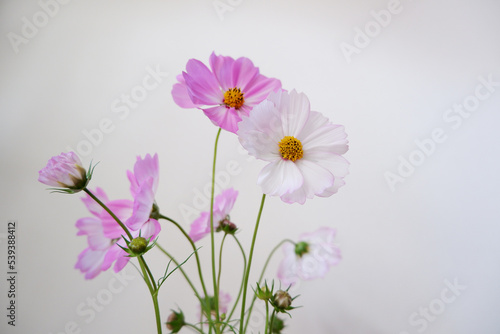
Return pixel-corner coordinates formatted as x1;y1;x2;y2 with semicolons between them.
294;241;309;257
129;237;148;254
255;281;274;301
272;316;285;333
216;215;238;235
166;310;185;333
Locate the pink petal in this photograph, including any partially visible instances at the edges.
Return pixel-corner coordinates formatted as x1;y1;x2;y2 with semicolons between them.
203;105;241;133
209;52;236;91
172;74;199;109
241;75;282;107
126;179;155;231
81;187;108;216
189;211;211;242
183;59;223;106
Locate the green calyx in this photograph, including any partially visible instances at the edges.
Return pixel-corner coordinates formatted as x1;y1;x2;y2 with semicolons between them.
294;241;309;257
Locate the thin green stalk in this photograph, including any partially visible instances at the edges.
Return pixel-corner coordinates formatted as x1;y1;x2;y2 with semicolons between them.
158;215;209;297
269;309;276;334
184;323;204;333
158;215;214;331
221;235;247;333
264;302;270;334
216;234;228;297
155;243;202;301
138;256;162;334
243;239;295;333
83;188;132;240
239;194;267;334
210;128;222;333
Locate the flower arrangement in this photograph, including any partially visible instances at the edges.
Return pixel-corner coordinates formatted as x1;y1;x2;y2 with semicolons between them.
39;52;349;334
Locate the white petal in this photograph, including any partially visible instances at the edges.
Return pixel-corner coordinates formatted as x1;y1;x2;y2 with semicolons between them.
258;160;303;196
281;159;334;204
300;111;348;155
278;90;311;137
238;100;283;161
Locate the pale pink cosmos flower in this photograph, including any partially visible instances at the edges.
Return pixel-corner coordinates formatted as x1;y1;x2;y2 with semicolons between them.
237;89;349;204
126;153;160;231
75;187;133;279
75;184;161;279
189;188;238;242
38;152;88;191
277;227;341;286
172;52;282;133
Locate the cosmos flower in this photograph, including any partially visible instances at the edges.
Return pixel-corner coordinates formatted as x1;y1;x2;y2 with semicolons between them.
277;227;341;285
38;152;89;192
126;153;160;231
237;89;349;204
189;188;238;242
172;52;281;133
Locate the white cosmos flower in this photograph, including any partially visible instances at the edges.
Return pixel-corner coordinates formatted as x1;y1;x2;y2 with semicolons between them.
237;89;349;204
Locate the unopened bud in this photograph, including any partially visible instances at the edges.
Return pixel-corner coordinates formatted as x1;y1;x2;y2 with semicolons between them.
129;237;148;254
273;290;292;310
166;310;185;333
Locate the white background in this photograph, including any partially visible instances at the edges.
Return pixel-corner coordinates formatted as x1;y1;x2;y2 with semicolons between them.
1;0;500;333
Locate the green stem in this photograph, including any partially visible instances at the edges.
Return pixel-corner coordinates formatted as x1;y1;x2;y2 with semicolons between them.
239;194;267;334
138;256;162;334
184;323;204;333
210;128;222;333
269;309;276;334
83;188;133;240
158;215;214;330
221;235;247;333
265;302;270;334
216;234;227;299
243;239;295;333
155;243;202;301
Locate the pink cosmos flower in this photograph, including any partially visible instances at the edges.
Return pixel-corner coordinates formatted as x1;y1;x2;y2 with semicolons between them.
237;89;349;204
189;188;238;242
75;187;133;279
277;227;341;286
126;153;160;231
38;152;88;191
172;52;282;133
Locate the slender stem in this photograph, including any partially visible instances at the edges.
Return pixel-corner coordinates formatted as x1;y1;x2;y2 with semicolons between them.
239;194;267;334
216;234;227;298
269;309;276;334
265;302;270;334
138;256;162;333
221;235;247;333
155;243;202;301
158;215;209;296
210;128;222;333
141;255;157;291
158;215;214;330
243;239;295;333
184;323;204;333
83;188;133;240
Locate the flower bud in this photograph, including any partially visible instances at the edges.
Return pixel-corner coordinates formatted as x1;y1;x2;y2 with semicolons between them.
38;152;91;193
216;215;238;235
271;316;285;333
255;281;273;301
166;310;185;333
129;237;148;254
272;290;292;310
294;241;309;257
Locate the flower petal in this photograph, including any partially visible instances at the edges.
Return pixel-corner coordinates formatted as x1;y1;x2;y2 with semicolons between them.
203;105;241;133
258;159;304;196
172;74;199;109
183;59;222;106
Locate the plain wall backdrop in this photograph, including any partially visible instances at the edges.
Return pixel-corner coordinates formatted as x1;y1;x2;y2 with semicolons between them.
1;0;500;333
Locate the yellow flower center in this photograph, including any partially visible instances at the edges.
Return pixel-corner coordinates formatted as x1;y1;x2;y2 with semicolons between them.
223;87;245;109
278;136;303;162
